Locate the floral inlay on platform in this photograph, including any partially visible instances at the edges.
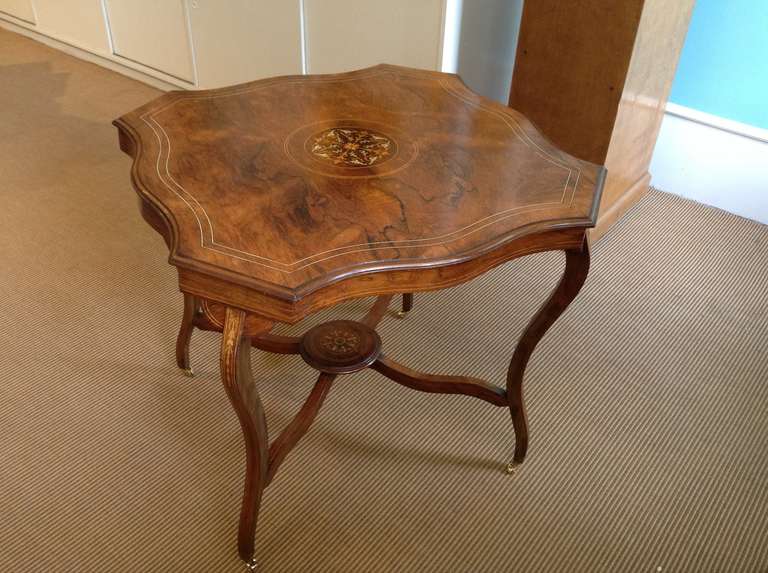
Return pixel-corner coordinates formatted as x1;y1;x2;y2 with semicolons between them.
320;328;361;354
310;127;394;167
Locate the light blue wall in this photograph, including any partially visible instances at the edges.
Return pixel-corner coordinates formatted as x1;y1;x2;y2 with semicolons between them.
669;0;768;130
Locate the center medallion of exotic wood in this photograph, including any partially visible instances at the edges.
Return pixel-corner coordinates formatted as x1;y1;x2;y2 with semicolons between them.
320;328;360;354
310;127;393;167
299;320;382;374
285;117;412;179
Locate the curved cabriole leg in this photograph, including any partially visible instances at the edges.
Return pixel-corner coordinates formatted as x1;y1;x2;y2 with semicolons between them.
176;293;198;377
506;239;591;473
220;307;270;566
397;293;414;318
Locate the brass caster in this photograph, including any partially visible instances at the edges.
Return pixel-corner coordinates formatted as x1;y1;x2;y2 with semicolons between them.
181;367;195;378
505;462;520;475
395;310;409;319
244;559;259;571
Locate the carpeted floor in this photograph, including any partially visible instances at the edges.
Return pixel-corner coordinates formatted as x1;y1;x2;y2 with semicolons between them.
2;27;768;573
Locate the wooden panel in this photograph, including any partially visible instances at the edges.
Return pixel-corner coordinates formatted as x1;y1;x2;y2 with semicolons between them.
188;0;301;89
105;0;194;82
304;0;444;74
0;0;35;24
509;0;694;239
595;0;696;236
33;0;109;53
510;2;645;165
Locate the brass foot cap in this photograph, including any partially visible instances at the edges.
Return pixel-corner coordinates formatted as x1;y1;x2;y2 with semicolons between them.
244;559;258;571
181;367;195;378
505;462;520;475
395;310;409;319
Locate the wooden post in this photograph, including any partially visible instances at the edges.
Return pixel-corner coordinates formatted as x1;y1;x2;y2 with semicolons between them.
509;0;695;239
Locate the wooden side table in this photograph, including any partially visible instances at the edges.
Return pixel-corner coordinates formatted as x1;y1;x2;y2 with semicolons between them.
114;65;604;569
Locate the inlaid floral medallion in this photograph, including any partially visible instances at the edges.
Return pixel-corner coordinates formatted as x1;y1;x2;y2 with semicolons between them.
285;118;415;178
320;328;360;354
310;127;393;167
299;320;383;374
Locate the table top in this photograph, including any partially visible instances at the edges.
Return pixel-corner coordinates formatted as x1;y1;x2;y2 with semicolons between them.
115;65;604;318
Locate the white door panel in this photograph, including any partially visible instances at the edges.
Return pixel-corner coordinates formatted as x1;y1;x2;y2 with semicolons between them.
105;0;195;82
33;0;110;53
188;0;302;89
0;0;35;24
304;0;444;74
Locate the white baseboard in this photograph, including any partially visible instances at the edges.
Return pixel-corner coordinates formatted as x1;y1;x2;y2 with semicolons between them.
651;108;768;225
0;17;186;91
665;103;768;144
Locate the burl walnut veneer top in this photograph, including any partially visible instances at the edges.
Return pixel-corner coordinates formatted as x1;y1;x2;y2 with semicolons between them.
115;65;604;303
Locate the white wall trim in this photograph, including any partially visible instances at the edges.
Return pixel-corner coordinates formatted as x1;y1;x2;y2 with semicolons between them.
651;107;768;225
665;102;768;144
28;0;39;25
99;0;115;53
298;0;308;74
0;16;183;91
181;0;199;87
440;0;462;72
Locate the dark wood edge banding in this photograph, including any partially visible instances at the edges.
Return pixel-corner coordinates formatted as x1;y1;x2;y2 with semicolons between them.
179;228;588;324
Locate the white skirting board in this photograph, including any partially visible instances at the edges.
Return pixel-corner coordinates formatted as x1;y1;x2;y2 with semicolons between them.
0;17;183;91
650;105;768;225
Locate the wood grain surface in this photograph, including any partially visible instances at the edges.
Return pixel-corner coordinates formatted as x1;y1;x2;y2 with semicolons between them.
114;64;604;319
509;0;694;239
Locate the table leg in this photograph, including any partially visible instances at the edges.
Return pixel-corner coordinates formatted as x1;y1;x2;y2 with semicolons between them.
176;293;198;377
220;307;269;566
397;293;414;318
266;372;336;486
506;239;590;472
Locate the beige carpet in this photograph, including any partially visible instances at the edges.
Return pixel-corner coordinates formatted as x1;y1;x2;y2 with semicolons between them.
2;28;768;573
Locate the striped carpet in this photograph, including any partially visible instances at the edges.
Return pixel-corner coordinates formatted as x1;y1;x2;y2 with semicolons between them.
2;28;768;573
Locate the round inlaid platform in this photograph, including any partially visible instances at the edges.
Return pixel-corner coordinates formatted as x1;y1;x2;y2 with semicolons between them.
299;320;382;374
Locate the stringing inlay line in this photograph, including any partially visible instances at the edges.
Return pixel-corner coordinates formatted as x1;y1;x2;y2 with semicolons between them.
438;79;581;179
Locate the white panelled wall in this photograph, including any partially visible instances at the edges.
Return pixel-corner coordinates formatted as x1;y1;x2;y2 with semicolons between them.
104;0;196;82
303;0;445;74
0;0;450;89
0;0;35;24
